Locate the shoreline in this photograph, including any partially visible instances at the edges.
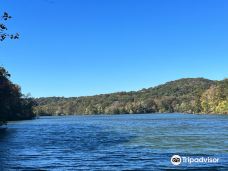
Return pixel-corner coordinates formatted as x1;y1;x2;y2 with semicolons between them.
37;112;228;117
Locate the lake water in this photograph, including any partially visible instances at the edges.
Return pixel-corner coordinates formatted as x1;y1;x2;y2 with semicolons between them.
0;114;227;170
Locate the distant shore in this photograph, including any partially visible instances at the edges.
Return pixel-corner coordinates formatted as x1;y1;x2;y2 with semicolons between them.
35;78;228;116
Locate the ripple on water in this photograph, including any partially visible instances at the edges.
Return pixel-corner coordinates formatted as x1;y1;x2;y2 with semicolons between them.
0;114;228;170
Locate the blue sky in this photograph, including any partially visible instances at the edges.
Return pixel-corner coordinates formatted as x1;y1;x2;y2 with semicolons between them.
0;0;227;97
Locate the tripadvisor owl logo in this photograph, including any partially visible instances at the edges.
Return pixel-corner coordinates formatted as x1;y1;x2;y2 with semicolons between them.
171;155;182;166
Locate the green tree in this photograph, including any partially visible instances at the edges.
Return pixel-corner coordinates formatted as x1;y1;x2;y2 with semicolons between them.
201;80;228;114
34;78;228;115
201;86;221;113
0;67;36;123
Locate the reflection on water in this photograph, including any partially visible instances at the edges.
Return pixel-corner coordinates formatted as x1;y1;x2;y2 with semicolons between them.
0;114;228;170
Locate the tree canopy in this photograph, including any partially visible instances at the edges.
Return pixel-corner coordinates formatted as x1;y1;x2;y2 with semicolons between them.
35;78;228;115
0;67;36;125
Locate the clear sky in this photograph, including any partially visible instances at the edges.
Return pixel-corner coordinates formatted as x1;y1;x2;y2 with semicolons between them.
0;0;227;97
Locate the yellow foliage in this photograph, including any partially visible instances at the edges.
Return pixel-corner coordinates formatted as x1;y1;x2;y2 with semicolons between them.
216;100;228;114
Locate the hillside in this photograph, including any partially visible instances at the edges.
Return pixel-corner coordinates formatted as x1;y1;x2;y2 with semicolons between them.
35;78;228;115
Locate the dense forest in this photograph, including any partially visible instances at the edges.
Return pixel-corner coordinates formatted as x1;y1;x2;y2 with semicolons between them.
35;78;228;115
0;67;36;125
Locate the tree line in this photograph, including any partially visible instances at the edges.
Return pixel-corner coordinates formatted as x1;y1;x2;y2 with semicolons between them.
35;78;228;115
0;67;36;125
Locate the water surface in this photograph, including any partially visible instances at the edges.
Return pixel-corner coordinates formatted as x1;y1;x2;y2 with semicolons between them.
0;114;227;170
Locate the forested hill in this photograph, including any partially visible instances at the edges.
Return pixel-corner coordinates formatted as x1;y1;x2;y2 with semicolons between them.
35;78;228;115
